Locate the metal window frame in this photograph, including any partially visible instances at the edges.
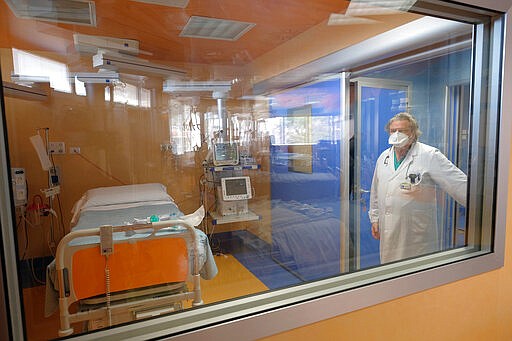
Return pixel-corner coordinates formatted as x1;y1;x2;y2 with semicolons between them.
0;2;507;341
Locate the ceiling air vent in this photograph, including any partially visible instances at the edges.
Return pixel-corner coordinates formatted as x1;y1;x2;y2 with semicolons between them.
180;16;255;41
5;0;96;26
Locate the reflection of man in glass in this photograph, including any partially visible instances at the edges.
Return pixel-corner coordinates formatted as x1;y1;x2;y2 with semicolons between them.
368;112;467;263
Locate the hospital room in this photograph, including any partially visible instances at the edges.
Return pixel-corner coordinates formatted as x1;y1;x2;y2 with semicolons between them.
0;0;491;339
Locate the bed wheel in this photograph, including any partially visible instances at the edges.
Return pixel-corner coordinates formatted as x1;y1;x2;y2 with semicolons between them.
58;328;74;337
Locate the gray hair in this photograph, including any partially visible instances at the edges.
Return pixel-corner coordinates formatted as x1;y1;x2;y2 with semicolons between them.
385;112;422;141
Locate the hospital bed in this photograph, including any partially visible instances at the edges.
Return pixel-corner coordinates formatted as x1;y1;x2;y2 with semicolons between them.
44;183;218;336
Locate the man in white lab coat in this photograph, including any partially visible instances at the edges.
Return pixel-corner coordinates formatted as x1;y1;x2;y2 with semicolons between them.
368;112;467;264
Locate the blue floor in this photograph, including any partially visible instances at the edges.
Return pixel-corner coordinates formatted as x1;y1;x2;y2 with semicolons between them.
211;231;302;289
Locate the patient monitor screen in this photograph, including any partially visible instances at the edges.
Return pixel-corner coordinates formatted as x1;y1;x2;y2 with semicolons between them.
213;142;239;166
221;176;252;201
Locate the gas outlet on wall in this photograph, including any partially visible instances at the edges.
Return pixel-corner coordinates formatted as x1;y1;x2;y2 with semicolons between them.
48;142;66;154
69;147;81;154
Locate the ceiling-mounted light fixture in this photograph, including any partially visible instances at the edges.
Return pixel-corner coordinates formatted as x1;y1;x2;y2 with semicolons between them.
75;71;120;84
93;50;186;78
163;80;232;93
74;33;141;56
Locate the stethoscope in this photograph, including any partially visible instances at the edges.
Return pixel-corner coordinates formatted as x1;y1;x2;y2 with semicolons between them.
383;147;422;185
384;155;390;165
405;162;421;184
383;145;401;165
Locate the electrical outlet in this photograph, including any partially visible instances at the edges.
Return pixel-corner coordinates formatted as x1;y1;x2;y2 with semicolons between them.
160;143;173;152
69;147;81;154
48;142;65;154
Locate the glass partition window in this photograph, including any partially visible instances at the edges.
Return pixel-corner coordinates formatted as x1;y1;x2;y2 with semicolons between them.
0;0;503;339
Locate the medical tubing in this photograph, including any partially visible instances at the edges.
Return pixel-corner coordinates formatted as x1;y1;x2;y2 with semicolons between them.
56;194;66;236
46;130;58;246
405;161;412;179
18;214;29;260
30;257;45;285
75;153;127;185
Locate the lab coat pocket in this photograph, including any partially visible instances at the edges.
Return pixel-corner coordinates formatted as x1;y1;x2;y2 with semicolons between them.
400;170;425;194
410;209;434;234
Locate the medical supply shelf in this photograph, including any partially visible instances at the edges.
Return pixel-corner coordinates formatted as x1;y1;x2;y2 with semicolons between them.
209;210;260;225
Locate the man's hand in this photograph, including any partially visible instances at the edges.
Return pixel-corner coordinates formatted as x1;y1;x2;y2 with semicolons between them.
371;222;380;240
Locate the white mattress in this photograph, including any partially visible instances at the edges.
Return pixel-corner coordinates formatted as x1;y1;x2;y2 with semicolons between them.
72;200;182;232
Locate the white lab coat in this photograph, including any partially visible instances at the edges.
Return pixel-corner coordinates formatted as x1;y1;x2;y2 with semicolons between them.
368;142;467;264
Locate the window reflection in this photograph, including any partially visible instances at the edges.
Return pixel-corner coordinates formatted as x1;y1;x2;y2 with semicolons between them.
0;0;499;339
112;82;151;108
12;48;71;93
168;99;202;155
74;77;86;96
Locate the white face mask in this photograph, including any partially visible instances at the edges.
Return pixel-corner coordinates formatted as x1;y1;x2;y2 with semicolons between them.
388;131;410;148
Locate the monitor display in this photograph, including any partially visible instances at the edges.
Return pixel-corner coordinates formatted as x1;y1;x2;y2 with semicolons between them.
221;176;252;201
213;142;239;166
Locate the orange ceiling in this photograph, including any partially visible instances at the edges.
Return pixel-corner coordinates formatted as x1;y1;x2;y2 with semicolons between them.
0;0;350;66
